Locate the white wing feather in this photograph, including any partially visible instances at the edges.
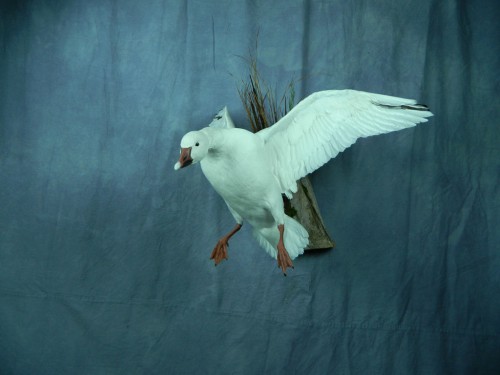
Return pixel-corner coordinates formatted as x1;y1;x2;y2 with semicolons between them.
208;107;235;129
257;89;433;197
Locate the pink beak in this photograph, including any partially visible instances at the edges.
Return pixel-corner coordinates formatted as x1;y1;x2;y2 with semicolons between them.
174;147;193;170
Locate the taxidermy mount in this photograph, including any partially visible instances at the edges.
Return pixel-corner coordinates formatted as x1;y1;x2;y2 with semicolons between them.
174;89;432;275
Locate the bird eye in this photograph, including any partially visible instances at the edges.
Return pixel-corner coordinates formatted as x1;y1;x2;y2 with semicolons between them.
195;142;200;147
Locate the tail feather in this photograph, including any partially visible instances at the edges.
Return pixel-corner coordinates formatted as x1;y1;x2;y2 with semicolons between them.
252;215;309;260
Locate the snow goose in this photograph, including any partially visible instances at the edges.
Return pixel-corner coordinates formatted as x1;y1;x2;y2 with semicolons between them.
174;90;432;275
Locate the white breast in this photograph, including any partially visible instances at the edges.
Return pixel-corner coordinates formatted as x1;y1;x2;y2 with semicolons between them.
200;129;281;227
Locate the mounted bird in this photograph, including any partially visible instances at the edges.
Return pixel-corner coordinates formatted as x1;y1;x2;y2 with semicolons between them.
174;89;432;275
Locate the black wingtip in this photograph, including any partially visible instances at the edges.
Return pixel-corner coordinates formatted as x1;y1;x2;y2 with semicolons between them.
401;104;429;111
373;101;430;111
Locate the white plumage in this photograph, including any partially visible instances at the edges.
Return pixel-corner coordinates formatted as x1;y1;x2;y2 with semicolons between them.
174;89;432;274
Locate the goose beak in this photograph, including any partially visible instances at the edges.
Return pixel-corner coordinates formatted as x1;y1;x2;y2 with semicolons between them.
174;147;193;170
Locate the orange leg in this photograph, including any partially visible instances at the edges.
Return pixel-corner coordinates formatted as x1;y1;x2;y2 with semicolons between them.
210;223;242;266
276;224;294;275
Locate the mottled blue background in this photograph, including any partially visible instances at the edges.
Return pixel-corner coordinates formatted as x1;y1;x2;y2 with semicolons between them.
1;0;499;374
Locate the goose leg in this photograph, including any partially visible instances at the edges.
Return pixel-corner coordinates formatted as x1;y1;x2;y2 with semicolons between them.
210;223;242;265
277;224;294;275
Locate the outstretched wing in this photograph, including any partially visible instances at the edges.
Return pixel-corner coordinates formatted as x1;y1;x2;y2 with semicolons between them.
208;107;236;129
257;89;433;197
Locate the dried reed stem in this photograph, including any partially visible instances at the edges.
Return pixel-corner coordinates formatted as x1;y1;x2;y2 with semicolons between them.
238;51;295;133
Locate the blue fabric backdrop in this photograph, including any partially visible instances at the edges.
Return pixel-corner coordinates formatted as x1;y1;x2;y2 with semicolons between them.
1;0;499;374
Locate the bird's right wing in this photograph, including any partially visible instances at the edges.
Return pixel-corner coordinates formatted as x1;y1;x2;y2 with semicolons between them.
257;90;433;197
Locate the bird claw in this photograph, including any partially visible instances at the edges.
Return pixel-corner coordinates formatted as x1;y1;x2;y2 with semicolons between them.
210;239;229;266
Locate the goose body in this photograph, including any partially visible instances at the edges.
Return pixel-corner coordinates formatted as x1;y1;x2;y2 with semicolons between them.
200;128;281;230
174;89;433;274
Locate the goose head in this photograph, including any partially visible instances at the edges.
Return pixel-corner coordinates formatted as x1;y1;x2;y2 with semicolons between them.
174;131;210;170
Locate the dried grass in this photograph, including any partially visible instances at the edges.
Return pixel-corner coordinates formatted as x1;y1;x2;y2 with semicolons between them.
237;51;295;133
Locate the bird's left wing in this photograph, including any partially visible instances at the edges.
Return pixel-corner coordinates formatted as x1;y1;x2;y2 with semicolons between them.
257;89;433;197
208;107;235;129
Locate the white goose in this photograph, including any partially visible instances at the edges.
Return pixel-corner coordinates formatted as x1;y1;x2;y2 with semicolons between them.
174;90;432;274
